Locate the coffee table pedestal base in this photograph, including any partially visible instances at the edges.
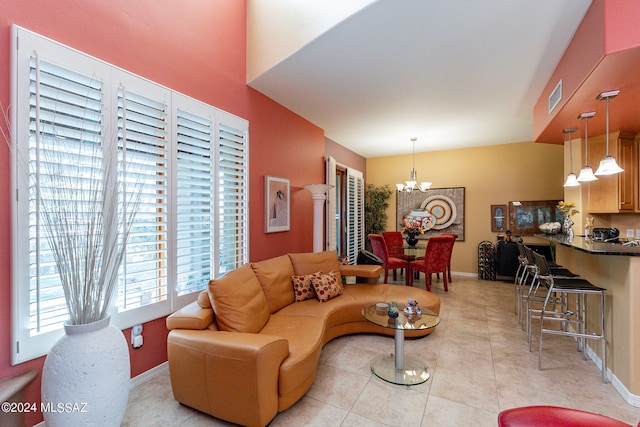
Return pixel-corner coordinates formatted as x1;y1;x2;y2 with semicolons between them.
370;354;430;386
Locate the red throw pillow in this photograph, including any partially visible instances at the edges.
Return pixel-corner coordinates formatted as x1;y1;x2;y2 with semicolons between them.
292;273;317;302
310;272;342;302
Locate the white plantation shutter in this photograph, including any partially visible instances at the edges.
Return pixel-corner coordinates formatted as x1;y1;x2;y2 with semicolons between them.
217;117;249;275
345;168;364;264
22;56;104;359
115;83;171;324
12;26;250;362
175;107;214;296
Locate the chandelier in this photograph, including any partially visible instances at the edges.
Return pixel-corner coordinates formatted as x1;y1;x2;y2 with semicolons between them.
396;137;431;193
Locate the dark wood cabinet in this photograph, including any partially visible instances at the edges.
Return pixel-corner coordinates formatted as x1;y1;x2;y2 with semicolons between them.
495;241;552;280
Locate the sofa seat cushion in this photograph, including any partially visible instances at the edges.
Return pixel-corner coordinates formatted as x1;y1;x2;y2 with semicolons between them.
276;284;388;330
208;264;270;333
260;314;325;396
251;255;296;313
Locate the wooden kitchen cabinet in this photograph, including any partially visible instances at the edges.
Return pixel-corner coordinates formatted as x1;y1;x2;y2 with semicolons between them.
587;131;637;213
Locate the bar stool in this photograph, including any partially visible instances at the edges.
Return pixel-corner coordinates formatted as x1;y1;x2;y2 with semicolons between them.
529;251;607;383
521;245;578;337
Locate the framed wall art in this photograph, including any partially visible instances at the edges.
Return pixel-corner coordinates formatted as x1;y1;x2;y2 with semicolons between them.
265;176;290;233
491;204;507;232
396;187;465;241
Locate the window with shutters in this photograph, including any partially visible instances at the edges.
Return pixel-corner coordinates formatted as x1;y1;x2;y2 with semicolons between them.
11;26;248;363
345;168;364;264
175;107;214;297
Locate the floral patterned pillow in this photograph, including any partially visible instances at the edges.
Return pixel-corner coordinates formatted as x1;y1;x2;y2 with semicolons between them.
309;271;342;302
292;273;317;302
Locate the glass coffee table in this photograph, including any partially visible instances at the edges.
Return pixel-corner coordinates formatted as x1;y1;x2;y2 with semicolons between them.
362;302;440;386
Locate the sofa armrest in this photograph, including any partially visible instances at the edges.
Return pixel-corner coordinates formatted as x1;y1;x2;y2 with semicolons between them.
166;301;214;330
167;329;289;427
339;264;382;282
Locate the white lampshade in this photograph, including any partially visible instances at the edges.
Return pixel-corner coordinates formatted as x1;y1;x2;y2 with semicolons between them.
577;166;598;182
563;172;579;187
594;155;624;176
419;182;432;191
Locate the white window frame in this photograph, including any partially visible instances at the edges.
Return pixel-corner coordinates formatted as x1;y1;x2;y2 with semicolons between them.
10;26;249;364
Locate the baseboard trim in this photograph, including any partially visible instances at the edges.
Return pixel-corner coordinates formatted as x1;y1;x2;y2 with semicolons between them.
584;345;640;407
129;361;169;389
451;271;476;278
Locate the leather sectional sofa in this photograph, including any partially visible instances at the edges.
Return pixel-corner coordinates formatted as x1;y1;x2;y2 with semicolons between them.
166;250;441;427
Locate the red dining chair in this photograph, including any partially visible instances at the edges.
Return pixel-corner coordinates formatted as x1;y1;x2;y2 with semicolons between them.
408;235;454;290
383;231;413;277
440;233;457;282
368;234;409;285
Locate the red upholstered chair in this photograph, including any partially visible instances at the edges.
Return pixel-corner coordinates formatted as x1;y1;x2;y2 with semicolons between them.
383;231;413;277
368;234;409;285
440;233;457;282
498;405;637;427
408;235;454;290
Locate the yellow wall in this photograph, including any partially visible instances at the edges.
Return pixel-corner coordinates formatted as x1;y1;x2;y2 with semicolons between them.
366;141;565;274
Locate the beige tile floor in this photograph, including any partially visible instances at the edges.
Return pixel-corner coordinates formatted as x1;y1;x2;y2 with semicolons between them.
123;274;640;427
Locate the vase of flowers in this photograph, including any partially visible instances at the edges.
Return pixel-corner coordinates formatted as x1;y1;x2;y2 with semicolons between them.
557;201;579;239
401;220;423;247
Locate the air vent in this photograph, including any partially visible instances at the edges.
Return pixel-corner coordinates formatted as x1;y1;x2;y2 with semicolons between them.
549;79;562;113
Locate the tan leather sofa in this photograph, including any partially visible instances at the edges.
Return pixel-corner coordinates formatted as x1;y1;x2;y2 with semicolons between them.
166;251;441;427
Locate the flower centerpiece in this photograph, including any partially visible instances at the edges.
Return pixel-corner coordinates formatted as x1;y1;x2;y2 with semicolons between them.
401;220;423;247
557;201;579;238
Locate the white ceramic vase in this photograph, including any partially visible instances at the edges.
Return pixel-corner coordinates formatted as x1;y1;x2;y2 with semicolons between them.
41;316;130;427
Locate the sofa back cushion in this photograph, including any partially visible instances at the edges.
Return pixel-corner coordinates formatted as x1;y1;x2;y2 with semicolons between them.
208;264;270;333
251;255;295;313
288;251;343;285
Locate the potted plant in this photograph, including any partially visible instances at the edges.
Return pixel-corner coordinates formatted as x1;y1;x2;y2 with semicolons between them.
364;184;392;250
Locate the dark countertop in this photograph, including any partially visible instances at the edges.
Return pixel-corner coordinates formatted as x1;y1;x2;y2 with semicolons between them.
534;234;640;256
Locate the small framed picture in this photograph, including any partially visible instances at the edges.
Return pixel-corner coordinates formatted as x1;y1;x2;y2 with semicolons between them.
491;204;507;232
265;176;290;233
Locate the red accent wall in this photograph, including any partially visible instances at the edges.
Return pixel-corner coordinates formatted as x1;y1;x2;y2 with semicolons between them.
603;0;640;53
325;137;367;179
533;0;640;143
0;1;323;424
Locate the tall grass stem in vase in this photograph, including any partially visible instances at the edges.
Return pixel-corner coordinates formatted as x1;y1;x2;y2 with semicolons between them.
3;101;144;426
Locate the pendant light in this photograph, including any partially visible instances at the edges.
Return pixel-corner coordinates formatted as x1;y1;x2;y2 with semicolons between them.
594;90;624;176
576;112;598;182
563;127;579;187
397;137;431;192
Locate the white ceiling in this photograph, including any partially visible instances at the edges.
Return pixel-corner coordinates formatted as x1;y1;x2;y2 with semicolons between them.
247;0;592;158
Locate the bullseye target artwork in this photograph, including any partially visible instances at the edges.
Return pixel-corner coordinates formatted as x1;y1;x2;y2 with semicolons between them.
396;187;465;241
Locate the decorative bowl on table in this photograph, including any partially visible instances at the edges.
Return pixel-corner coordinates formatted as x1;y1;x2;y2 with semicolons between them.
539;222;561;234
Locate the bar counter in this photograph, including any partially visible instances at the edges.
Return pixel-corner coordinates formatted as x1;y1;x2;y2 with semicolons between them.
534;233;640;405
535;233;640;256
